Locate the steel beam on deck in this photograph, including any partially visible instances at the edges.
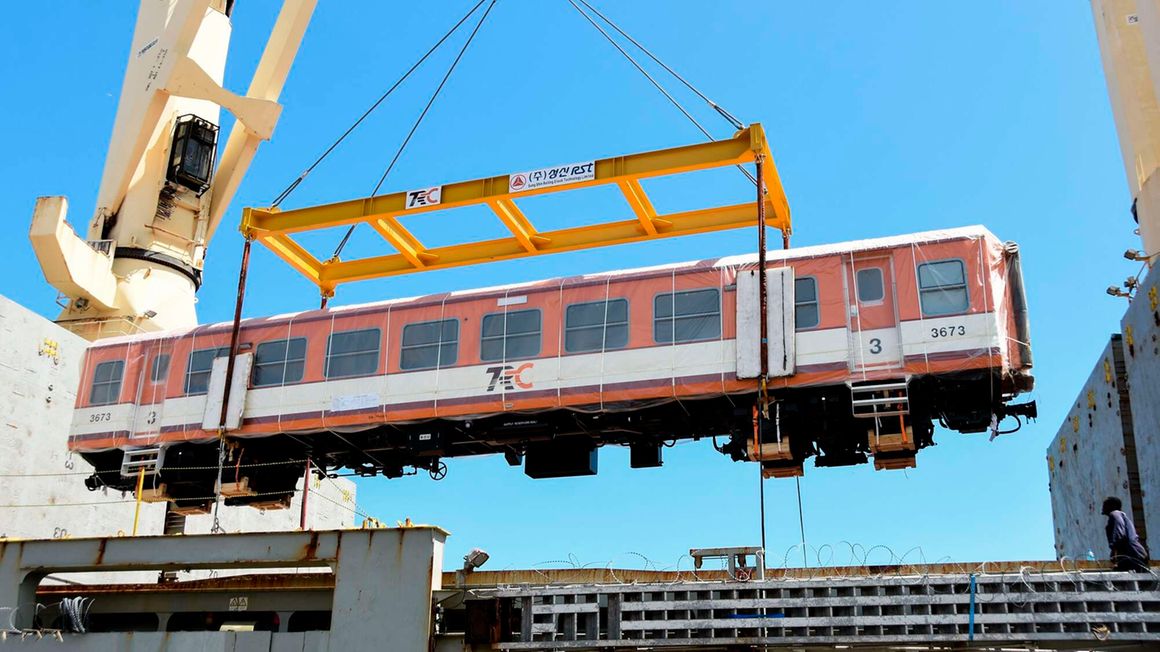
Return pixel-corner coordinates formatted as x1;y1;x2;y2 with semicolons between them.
0;527;445;650
242;124;791;295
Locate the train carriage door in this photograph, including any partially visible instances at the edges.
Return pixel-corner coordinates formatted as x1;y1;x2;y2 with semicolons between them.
132;338;175;444
846;255;903;373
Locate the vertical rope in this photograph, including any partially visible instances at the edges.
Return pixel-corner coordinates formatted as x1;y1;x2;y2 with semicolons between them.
148;335;175;447
911;242;931;373
758;459;767;558
718;267;727;396
500;289;510;408
796;476;808;567
556;279;565;410
756;156;768;381
128;348;148;443
598;277;611;412
433;296;448;418
274;313;294;442
669;268;677;399
321;301;338;432
381;304;393;423
116;336;134;452
979;238;997;432
211;236;253;534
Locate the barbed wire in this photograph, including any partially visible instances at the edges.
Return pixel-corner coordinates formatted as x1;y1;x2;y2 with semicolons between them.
488;542;1159;596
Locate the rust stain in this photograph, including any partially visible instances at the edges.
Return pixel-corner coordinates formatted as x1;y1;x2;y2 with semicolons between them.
301;531;320;561
95;538;107;565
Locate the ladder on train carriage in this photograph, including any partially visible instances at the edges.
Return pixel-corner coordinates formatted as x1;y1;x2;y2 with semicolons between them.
120;447;165;477
850;379;917;470
848;379;910;418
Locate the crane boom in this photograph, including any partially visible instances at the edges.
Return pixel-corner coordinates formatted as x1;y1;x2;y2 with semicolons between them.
1091;0;1160;260
29;0;317;340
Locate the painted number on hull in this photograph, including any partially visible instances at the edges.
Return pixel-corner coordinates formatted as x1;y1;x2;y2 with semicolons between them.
931;325;966;338
89;412;112;423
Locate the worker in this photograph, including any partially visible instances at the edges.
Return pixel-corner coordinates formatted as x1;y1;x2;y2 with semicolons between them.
1102;497;1149;572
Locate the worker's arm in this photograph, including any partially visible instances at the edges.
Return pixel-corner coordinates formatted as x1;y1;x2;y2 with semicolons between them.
1107;512;1129;556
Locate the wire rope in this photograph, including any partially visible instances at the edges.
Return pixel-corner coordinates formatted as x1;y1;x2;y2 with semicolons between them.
573;0;744;130
329;0;499;262
563;0;758;186
270;0;490;208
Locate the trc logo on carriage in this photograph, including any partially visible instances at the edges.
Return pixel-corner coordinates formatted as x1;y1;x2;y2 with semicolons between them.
485;363;534;392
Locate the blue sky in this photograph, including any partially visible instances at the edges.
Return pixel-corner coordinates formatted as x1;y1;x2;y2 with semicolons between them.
0;2;1139;570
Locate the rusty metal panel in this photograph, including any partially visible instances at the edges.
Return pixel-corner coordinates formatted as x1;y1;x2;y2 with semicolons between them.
1122;265;1160;554
329;527;446;651
1047;336;1139;560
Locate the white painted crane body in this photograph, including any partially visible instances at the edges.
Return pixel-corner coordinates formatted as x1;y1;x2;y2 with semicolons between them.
30;0;316;340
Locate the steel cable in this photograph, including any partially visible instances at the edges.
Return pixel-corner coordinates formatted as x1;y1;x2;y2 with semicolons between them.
270;0;490;208
329;0;499;263
572;0;745;131
563;0;758;187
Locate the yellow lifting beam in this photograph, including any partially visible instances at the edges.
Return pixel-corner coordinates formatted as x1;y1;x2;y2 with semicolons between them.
241;123;790;296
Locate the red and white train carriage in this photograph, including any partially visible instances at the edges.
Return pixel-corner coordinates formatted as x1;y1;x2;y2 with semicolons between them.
71;226;1035;510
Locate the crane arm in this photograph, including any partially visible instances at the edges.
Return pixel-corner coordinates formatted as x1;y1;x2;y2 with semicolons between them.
207;0;318;242
30;0;318;339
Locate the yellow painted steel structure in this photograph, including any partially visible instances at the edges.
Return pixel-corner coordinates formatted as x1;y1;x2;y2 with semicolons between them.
242;123;790;296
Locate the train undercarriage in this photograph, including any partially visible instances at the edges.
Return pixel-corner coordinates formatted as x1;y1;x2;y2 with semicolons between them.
80;370;1035;513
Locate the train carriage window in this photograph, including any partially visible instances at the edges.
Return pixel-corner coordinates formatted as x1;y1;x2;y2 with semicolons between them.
90;360;125;406
855;268;884;303
565;299;629;353
150;354;171;383
654;289;721;343
253;338;307;387
185;346;229;395
794;278;820;330
400;319;459;370
325;329;381;379
481;309;541;361
917;259;970;316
